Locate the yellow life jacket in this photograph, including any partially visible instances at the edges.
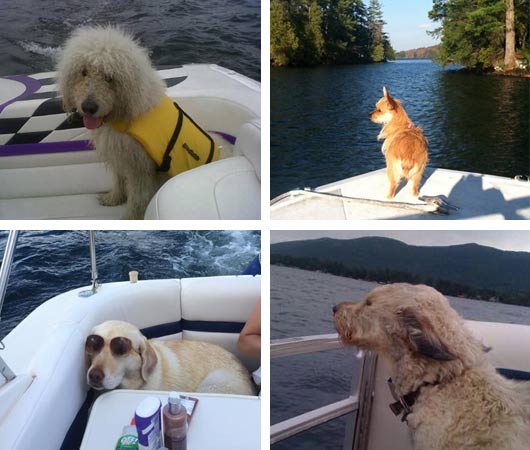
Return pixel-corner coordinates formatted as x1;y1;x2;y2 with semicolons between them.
109;95;219;177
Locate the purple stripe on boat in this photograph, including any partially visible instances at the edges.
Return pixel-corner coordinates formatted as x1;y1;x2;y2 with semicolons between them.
209;130;237;145
0;75;43;113
0;140;93;157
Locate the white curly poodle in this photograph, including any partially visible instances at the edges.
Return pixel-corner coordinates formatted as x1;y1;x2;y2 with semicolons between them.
57;26;223;219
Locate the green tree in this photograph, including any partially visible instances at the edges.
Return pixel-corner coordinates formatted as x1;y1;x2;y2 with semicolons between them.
270;0;394;66
371;42;385;61
270;0;300;66
306;0;325;62
367;0;394;61
428;0;519;69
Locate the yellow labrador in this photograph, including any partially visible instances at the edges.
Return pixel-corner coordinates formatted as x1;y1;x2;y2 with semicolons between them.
85;320;256;395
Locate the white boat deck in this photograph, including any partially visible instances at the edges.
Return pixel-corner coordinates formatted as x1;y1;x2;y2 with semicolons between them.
271;167;530;220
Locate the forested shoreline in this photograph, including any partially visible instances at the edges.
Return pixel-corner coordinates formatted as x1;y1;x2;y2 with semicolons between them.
271;0;530;73
271;255;530;306
271;0;394;66
429;0;530;72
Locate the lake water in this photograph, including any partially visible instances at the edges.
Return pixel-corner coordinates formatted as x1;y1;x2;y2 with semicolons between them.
0;230;260;339
271;265;530;450
0;0;260;80
270;60;530;197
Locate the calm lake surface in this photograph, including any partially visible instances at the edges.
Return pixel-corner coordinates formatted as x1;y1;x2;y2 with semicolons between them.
271;265;530;450
271;60;530;198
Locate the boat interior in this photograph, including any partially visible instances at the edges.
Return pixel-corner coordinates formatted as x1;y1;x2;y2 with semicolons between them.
0;65;261;220
0;274;261;450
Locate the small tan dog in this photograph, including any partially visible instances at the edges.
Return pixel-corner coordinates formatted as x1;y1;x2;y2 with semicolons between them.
333;284;530;450
370;87;428;198
85;320;256;395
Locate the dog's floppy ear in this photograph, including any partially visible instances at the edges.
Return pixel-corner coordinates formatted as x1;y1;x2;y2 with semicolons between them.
139;337;158;381
398;307;456;361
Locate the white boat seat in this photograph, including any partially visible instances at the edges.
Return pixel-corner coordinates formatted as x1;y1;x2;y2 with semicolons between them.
145;120;261;220
0;275;260;450
236;119;260;181
0;374;33;424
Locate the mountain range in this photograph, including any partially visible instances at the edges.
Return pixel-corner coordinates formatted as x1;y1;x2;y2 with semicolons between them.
271;237;530;295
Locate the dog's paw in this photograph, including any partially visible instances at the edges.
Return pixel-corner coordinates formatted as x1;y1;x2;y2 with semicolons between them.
98;191;126;207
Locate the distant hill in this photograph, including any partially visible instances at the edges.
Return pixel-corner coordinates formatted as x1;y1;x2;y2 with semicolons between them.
395;45;440;59
271;237;530;305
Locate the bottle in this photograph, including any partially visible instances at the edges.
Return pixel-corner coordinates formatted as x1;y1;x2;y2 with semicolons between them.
115;425;139;450
162;392;188;450
135;396;162;450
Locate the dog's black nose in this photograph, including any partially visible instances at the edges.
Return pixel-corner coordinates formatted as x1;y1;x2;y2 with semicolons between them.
88;367;104;386
81;98;99;115
332;305;338;314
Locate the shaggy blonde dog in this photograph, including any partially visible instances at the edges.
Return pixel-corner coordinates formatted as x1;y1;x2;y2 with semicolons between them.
333;283;530;450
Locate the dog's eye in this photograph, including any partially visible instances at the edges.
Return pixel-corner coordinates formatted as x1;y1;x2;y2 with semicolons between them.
86;334;104;353
110;337;132;356
104;74;113;83
81;68;87;77
365;299;372;306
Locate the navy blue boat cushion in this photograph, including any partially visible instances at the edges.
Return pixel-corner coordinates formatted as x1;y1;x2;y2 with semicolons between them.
140;319;245;339
497;368;530;381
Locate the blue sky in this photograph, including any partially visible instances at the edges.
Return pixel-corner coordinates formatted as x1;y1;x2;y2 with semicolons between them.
379;0;440;51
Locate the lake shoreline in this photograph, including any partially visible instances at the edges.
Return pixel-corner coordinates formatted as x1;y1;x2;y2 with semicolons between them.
272;59;530;78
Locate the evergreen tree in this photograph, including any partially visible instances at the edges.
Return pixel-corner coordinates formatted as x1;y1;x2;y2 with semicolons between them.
367;0;384;61
306;0;325;63
270;0;300;66
367;0;395;61
270;0;394;66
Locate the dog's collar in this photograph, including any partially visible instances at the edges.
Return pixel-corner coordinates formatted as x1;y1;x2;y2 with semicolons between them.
387;378;433;422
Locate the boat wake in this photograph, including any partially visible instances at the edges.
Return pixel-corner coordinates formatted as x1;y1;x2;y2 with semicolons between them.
18;41;61;61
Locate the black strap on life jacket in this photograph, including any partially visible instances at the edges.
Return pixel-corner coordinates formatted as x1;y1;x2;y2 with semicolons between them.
158;104;183;172
157;102;215;173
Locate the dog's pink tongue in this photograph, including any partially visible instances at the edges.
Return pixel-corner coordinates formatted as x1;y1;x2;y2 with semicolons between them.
83;115;102;130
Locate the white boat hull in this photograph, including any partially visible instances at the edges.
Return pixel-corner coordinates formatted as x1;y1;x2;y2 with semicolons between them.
271;167;530;220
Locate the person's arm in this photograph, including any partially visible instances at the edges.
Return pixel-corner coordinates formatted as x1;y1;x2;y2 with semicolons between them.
238;298;261;358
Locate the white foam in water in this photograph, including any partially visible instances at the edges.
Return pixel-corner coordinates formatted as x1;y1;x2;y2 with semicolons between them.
355;348;365;359
19;41;61;60
169;231;258;275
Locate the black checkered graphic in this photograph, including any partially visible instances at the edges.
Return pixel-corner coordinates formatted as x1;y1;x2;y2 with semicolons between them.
0;67;187;146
